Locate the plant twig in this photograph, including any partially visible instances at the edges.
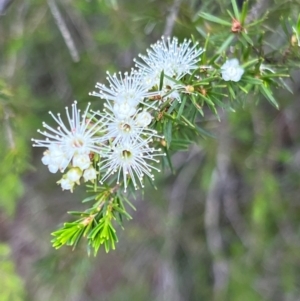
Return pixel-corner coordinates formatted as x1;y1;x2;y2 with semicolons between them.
204;114;230;299
4;108;15;150
155;146;203;301
47;0;80;62
163;0;183;37
246;0;270;23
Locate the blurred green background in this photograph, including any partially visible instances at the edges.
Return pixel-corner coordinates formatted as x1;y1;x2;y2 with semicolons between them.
1;0;300;300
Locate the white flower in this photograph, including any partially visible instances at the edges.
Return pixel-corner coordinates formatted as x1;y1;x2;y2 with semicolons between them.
95;107;159;145
83;166;98;182
90;70;158;109
220;58;244;82
66;167;82;184
32;101;104;173
42;150;51;165
134;36;204;89
135;111;152;127
48;164;60;174
99;139;164;192
72;153;91;170
58;177;75;192
113;102;137;120
41;144;69;173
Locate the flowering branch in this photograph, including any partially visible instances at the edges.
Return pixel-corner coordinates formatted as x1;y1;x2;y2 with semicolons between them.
31;0;300;255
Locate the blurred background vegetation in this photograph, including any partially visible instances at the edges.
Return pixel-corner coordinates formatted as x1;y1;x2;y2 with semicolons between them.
1;0;300;300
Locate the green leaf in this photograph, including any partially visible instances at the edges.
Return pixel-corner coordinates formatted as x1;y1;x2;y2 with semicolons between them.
241;31;253;45
280;16;290;36
259;84;279;108
242;75;262;85
195;126;216;138
227;84;236;100
240;0;249;24
217;34;235;53
226;9;235;21
162;147;174;173
197;93;217;115
170;139;192;151
167;97;179;114
180;115;196;129
190;94;204;116
177;95;187;119
68;211;90;217
198;12;231;26
163;119;173;148
242;58;259;68
231;0;240;20
82;195;97;203
297;13;300;32
159;70;164;90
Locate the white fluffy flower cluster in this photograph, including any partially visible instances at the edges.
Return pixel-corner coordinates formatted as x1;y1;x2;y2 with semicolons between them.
33;37;204;192
90;71;164;192
134;36;204;102
32;102;101;192
89;37;204;191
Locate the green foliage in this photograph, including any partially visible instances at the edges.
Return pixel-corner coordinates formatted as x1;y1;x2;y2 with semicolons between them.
52;185;134;255
1;0;300;299
0;81;30;215
28;0;300;256
0;244;25;301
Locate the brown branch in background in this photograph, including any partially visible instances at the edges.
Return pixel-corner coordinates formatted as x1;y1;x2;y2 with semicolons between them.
246;0;270;23
223;180;249;248
163;0;182;37
28;7;48;34
155;146;203;301
3;1;26;148
47;0;80;62
153;3;194;299
4;107;15;150
63;3;99;55
5;1;25;79
203;0;272;296
204;114;230;300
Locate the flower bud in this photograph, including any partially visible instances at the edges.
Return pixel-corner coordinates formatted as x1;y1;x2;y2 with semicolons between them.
66;167;82;185
113;102;137;119
135;111;152;127
291;34;298;46
72;153;91;170
58;177;75;192
185;85;194;93
83;166;98;182
42;150;50;165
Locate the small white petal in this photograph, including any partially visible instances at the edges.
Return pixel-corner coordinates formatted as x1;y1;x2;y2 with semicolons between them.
48;145;69;171
58;177;75;192
41;150;50;165
220;58;244;82
113;102;137;119
48;164;59;174
72;153;91;170
66;167;82;184
83;166;98;182
135;111;152;127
